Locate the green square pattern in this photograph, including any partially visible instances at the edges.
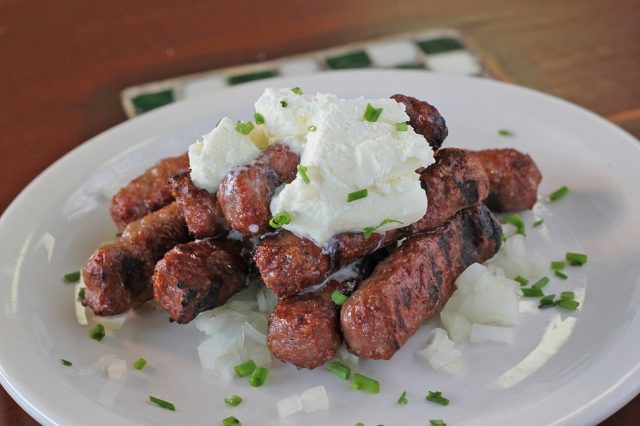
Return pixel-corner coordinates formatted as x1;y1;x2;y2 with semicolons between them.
417;37;464;54
326;50;372;69
131;90;175;114
227;70;278;85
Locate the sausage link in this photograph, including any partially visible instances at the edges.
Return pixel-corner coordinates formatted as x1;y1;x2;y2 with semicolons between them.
171;172;227;238
391;94;448;150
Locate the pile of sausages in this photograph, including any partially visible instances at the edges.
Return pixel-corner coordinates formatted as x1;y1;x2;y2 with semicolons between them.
81;94;541;369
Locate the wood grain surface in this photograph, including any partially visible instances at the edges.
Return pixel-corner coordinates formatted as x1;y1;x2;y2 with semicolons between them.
1;0;638;424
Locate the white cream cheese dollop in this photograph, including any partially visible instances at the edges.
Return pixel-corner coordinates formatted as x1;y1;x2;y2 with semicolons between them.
189;117;261;192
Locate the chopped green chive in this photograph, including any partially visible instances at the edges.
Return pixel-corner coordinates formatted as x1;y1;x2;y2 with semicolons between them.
514;275;529;286
565;252;587;266
522;287;544;298
280;100;288;108
426;391;450;406
234;360;256;377
363;103;383;122
291;87;303;95
327;361;351;380
533;218;544;227
331;289;348;306
501;214;526;235
308;125;317;132
355;423;365;426
551;261;566;270
253;112;265;125
224;394;243;406
77;287;85;302
538;294;557;309
548;185;570;202
532;276;550;289
363;218;404;239
398;390;408;405
430;420;447;426
395;122;408;131
90;323;105;341
60;359;72;366
133;358;147;370
350;373;380;394
554;270;568;280
498;129;511;136
347;188;368;203
235;121;254;135
222;415;241;426
64;271;81;283
557;299;580;310
297;165;310;184
560;291;575;300
269;211;291;229
249;367;269;387
149;396;175;411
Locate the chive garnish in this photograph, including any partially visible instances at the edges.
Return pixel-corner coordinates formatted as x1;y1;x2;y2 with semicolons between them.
280;100;288;108
308;125;317;132
550;261;566;270
64;271;81;283
224;394;243;406
554;270;568;280
557;299;580;310
426;391;450;406
235;121;254;135
234;360;256;377
133;358;147;370
331;289;348;306
90;323;105;341
395;122;408;131
355;423;365;426
327;361;351;380
363;103;383;122
253;112;265;125
548;185;570;202
77;287;85;302
532;276;550;289
297;165;310;184
398;390;408;405
533;218;544;227
560;291;575;300
291;87;303;95
363;218;404;239
222;416;241;426
350;373;380;394
501;214;526;235
249;367;269;387
347;188;368;202
514;275;529;286
521;287;544;297
565;252;587;266
269;211;291;229
498;129;511;136
538;294;557;309
60;359;72;366
430;420;447;426
149;395;175;411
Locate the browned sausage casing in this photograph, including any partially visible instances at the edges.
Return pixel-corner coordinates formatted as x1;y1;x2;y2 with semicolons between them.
217;144;299;235
341;205;502;360
391;94;448;150
153;238;250;324
255;148;489;299
83;202;190;316
110;153;189;231
171;172;227;239
470;148;542;212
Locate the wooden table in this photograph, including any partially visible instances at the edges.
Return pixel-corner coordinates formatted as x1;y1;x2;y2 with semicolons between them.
1;1;638;424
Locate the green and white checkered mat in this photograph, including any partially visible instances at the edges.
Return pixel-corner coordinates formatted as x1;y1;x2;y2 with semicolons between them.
121;29;494;118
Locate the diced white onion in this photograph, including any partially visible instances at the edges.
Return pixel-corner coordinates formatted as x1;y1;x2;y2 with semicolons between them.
243;321;267;345
417;328;465;373
93;312;128;331
469;324;515;344
107;358;126;379
335;343;359;369
74;283;88;325
301;385;329;413
278;394;303;418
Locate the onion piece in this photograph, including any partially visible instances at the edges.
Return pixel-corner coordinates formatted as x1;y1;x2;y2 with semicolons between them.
277;394;303;418
469;324;515;344
74;283;88;326
417;328;465;374
107;358;126;379
301;386;329;413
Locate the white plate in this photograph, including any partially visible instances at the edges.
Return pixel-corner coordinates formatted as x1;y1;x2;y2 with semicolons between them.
1;70;639;426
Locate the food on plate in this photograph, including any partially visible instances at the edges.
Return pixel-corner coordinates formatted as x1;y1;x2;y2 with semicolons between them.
390;94;448;149
341;204;502;359
82;202;189;315
153;238;251;324
110;153;189;231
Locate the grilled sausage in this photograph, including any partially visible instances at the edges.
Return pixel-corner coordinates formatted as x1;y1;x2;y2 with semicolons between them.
254;148;489;299
470;148;542;212
110;153;189;231
153;238;250;324
267;253;383;369
340;205;502;359
391;94;448;150
83;202;190;316
171;172;227;239
217;143;299;235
